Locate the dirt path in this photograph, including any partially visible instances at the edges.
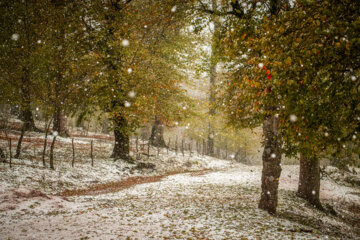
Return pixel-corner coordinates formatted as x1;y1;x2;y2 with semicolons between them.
1;166;359;240
59;169;211;197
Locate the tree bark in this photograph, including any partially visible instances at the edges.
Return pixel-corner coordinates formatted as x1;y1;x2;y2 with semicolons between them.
0;147;5;162
20;67;39;132
53;108;69;137
49;136;57;170
258;115;282;214
298;154;322;209
149;116;166;147
42;118;53;167
14;126;26;159
111;114;131;161
20;105;38;132
207;0;219;157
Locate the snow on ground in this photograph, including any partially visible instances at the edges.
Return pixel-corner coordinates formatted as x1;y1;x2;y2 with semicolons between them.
0;130;234;195
1;162;360;239
1;130;360;239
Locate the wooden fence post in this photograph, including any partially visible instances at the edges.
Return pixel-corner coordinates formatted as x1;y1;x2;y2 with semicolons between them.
136;137;139;157
203;139;206;155
175;136;178;156
9;138;12;168
71;138;75;167
189;143;192;157
49;136;57;170
181;139;184;157
167;138;170;155
225;143;228;160
196;141;199;156
91;140;94;167
42;118;53;167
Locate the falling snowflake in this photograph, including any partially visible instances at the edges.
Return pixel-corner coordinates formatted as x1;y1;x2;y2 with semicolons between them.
270;153;276;158
127;68;133;74
324;132;329;137
351;76;356;81
290;114;297;122
128;91;136;98
124;101;131;107
121;39;129;47
171;6;177;12
352;135;357;140
53;131;58;137
11;33;19;41
258;63;264;68
37;40;42;44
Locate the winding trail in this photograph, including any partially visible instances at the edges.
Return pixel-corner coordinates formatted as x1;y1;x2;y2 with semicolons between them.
0;165;359;240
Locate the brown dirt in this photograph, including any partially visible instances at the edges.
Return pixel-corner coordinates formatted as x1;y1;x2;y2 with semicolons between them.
70;133;114;142
58;169;210;197
13;189;50;199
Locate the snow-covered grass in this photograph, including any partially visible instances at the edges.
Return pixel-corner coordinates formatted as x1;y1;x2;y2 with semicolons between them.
1;130;360;239
0;130;234;195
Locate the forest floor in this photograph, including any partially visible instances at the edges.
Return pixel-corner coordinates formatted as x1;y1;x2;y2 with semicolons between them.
1;129;360;239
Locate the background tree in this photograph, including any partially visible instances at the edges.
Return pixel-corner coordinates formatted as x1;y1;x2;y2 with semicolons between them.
0;0;47;132
83;0;196;160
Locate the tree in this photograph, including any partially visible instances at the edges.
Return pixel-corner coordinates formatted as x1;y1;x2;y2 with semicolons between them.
0;0;47;132
40;0;93;137
223;0;360;209
208;0;288;214
84;0;195;160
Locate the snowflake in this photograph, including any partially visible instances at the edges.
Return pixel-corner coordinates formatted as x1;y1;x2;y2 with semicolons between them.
124;101;131;107
121;39;129;47
290;114;297;122
11;33;19;41
128;91;136;98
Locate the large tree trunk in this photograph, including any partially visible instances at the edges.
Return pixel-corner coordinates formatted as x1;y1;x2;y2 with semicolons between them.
19;105;38;131
258;115;282;214
298;154;322;209
111;115;131;161
149;116;166;147
0;147;5;162
53;108;69;137
20;68;39;132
